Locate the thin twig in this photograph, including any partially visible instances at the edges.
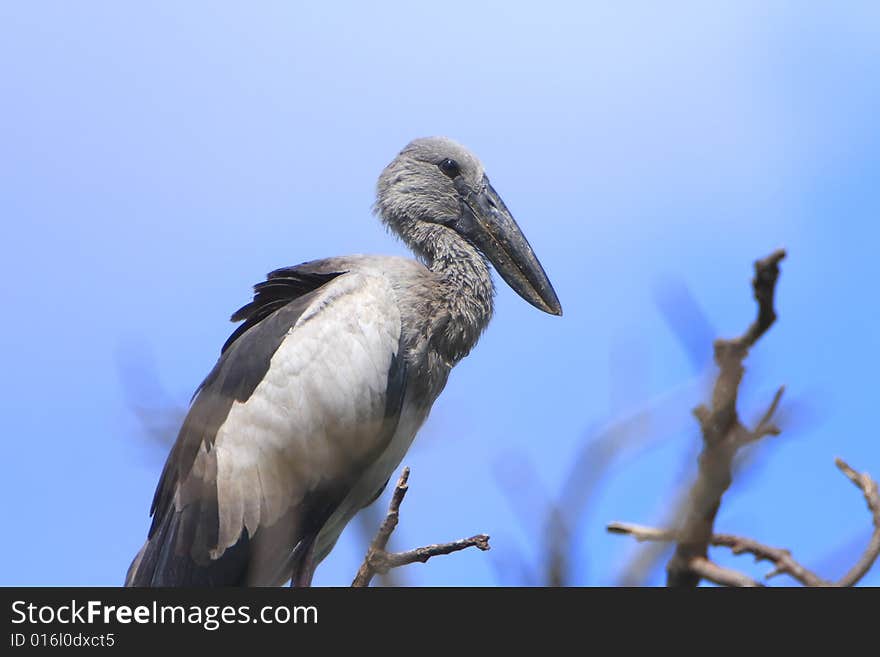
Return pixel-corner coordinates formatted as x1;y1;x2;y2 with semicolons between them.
352;467;490;587
833;458;880;586
711;533;829;587
364;535;491;573
749;386;785;442
688;557;762;587
608;522;676;542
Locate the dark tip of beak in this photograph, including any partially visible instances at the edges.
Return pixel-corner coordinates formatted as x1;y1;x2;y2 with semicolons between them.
527;276;562;316
544;297;563;317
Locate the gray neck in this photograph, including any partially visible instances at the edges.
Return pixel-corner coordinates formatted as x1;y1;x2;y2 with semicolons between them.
399;222;495;364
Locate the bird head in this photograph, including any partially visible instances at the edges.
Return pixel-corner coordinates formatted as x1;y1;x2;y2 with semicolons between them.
376;136;562;316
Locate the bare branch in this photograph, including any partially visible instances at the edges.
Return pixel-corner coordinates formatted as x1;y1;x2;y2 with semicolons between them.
711;533;829;587
352;467;490;587
364;535;490;573
352;494;407;587
738;249;787;349
749;386;785;442
607;522;826;586
608;459;879;586
833;458;880;587
608;522;676;543
667;249;786;587
688;557;762;587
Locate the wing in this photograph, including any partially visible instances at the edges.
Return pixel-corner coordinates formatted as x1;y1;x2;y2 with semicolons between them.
126;262;407;586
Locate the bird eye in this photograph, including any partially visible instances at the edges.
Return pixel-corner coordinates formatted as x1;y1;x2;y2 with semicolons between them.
438;158;461;178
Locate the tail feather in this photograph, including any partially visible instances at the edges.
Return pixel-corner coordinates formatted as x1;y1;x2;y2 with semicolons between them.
125;509;250;587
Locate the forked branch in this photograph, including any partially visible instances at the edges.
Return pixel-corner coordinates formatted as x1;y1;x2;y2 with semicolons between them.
666;249;786;587
352;467;491;587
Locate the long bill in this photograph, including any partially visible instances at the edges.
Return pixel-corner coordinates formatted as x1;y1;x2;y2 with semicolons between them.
455;175;562;316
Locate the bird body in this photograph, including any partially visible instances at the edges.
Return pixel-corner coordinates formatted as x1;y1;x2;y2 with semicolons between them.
127;138;560;586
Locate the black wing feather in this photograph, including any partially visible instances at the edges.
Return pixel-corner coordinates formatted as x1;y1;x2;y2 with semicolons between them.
223;268;343;353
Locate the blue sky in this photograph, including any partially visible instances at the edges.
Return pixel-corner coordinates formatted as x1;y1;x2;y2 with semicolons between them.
1;2;878;586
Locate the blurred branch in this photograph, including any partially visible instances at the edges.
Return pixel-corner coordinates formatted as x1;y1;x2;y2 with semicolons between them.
495;403;662;585
608;248;789;586
666;248;786;587
494;363;714;585
352;468;490;587
614;279;724;585
834;458;880;586
615;392;799;586
688;557;761;587
710;533;828;586
613;447;696;586
495;283;718;585
608;457;880;586
653;275;716;371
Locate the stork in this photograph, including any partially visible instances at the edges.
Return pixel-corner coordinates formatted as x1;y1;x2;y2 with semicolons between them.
126;137;562;586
